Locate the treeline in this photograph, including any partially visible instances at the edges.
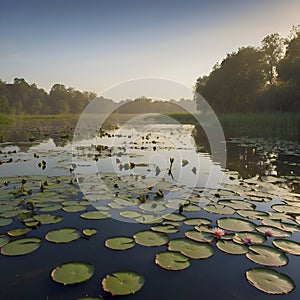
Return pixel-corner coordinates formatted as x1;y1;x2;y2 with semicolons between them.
195;26;300;113
0;79;97;114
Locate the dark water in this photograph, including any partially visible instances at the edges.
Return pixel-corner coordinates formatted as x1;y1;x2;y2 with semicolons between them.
0;119;299;300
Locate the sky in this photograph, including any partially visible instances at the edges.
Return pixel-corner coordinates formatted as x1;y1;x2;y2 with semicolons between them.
0;0;299;100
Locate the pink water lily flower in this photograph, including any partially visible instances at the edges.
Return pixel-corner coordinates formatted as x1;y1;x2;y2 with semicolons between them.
264;229;273;237
243;237;252;244
213;227;225;238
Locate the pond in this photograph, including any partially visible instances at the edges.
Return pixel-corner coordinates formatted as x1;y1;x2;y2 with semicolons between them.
0;119;299;299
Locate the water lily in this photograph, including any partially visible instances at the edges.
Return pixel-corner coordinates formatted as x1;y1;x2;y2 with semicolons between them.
243;237;252;245
264;229;273;237
213;227;225;238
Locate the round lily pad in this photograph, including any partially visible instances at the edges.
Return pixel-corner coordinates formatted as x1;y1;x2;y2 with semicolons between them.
272;239;300;255
80;211;110;220
218;200;255;210
83;228;97;237
105;236;135;250
135;214;163;224
0;234;9;248
216;240;248;255
33;214;62;224
185;230;214;243
261;218;300;233
150;224;179;233
217;217;256;232
168;238;214;259
246;244;288;267
63;205;87;213
46;228;81;243
139;203;166;212
246;268;295;294
0;217;13;227
155;251;190;271
102;271;144;296
184;218;211;226
119;211;142;219
204;204;235;215
7;228;31;237
40;204;62;212
1;237;41;256
163;213;186;222
51;262;94;285
256;226;291;238
233;232;266;245
134;230;169;247
237;209;268;220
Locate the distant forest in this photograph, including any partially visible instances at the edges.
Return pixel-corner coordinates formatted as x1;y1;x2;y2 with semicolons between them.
0;26;299;115
195;26;300;113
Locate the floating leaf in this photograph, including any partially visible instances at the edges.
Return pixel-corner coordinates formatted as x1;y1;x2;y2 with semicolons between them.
139;203;166;212
216;240;248;255
83;228;97;237
80;211;110;220
217;217;256;232
256;226;291;238
7;228;31;237
51;262;94;285
135;214;163;224
1;237;41;256
46;228;81;243
246;244;288;266
63;205;87;213
0;217;13;227
102;271;144;296
273;239;300;255
134;230;168;247
233;232;266;245
204;205;235;215
33;214;62;224
184;218;211;226
0;234;9;247
40;204;62;212
218;200;255;210
168;238;214;259
185;230;214;243
236;209;267;220
246;268;295;294
119;211;142;219
272;204;300;215
150;224;179;233
105;236;135;250
155;251;190;271
163;213;186;222
261;218;300;232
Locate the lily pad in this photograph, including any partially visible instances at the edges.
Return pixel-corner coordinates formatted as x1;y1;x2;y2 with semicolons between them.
204;204;235;215
246;244;288;266
0;234;9;247
139;203;166;212
246;268;295;294
184;218;211;226
51;262;94;285
134;230;168;247
33;214;62;225
217;217;256;232
273;239;300;255
7;228;31;237
80;211;110;220
1;237;41;256
0;217;13;227
40;204;62;212
135;214;163;224
185;230;214;243
216;240;248;255
119;211;142;219
63;205;87;213
233;232;266;245
105;236;135;250
236;209;268;220
256;226;291;238
163;213;186;222
46;228;81;243
168;238;214;259
150;224;179;233
155;251;190;271
102;271;144;296
83;228;97;237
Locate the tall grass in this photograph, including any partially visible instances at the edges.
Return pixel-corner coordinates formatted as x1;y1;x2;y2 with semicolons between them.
0;113;15;125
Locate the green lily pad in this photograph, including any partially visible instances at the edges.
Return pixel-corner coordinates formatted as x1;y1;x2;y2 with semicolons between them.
46;228;81;243
256;226;291;238
33;214;62;224
102;271;145;296
105;236;135;250
63;205;87;213
134;230;168;247
25;220;40;227
155;251;190;271
246;268;295;294
217;217;256;232
40;204;62;212
0;234;9;247
246;244;288;266
7;228;31;237
51;262;94;285
236;209;268;220
0;217;13;227
83;228;97;237
185;230;214;243
119;211;142;219
218;200;255;210
135;214;163;224
139;203;166;212
150;224;179;233
233;232;266;244
204;204;235;215
216;240;248;254
163;213;186;222
1;210;19;218
272;204;300;215
80;211;110;220
168;238;214;259
184;218;211;226
261;218;300;232
273;239;300;255
1;237;41;256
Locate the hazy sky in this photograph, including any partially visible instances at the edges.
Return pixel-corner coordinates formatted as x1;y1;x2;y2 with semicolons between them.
1;0;299;99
